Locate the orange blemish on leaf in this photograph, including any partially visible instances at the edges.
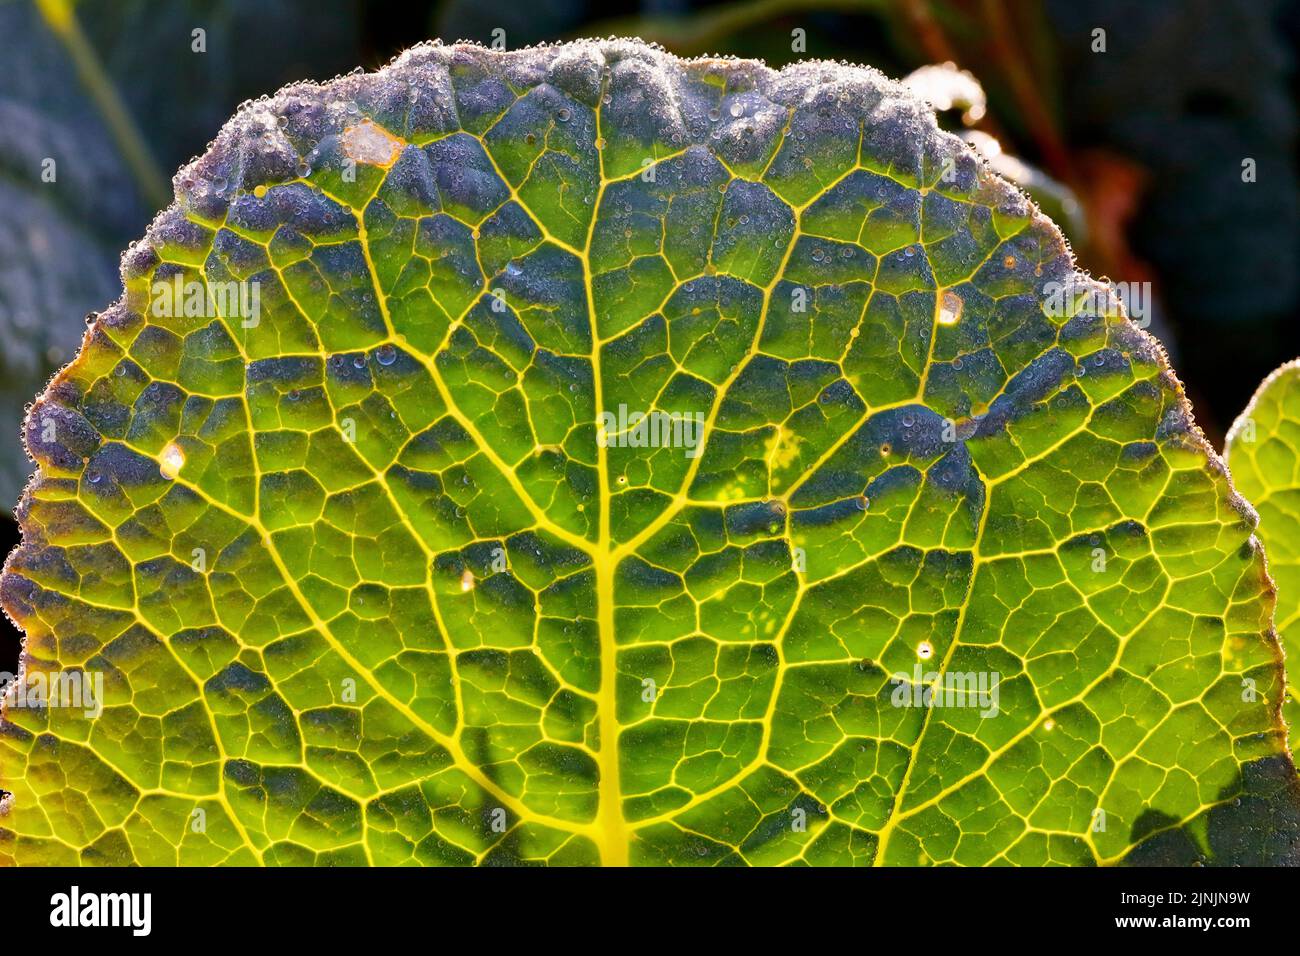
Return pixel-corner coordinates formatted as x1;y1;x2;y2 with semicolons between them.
342;120;404;167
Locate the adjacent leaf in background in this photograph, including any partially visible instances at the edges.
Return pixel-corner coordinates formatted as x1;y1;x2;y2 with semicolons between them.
2;40;1297;867
0;0;360;510
1226;361;1300;762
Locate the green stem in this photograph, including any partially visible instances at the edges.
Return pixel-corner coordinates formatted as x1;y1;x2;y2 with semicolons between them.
36;0;171;210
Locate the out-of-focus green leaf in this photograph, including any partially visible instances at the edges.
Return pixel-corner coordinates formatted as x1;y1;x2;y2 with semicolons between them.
1227;361;1300;762
2;39;1296;866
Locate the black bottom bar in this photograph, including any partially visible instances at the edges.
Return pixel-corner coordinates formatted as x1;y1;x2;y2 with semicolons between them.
0;865;1287;944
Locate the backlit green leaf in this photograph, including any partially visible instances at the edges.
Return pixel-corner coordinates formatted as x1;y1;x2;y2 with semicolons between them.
1227;360;1300;764
2;40;1296;867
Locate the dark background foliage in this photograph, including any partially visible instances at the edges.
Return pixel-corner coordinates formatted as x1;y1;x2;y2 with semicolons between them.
1;0;1297;683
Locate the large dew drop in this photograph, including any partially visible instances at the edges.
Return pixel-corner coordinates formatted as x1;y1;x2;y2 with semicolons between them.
937;290;963;326
159;443;185;480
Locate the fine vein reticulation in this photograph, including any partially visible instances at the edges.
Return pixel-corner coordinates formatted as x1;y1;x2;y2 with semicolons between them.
1;40;1294;867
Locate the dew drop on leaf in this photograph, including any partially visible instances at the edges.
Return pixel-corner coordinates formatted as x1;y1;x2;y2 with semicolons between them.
938;290;963;326
159;444;185;481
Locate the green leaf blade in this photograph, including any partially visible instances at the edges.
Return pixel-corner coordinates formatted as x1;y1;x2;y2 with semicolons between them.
2;40;1295;867
1227;360;1300;764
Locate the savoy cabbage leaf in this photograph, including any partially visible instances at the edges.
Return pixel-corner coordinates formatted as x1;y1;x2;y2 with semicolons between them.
2;40;1296;866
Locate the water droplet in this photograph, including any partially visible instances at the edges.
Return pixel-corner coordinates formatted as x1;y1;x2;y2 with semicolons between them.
917;641;934;660
938;290;963;326
352;354;366;369
460;569;476;592
159;442;185;480
556;107;570;122
728;101;743;118
375;344;397;366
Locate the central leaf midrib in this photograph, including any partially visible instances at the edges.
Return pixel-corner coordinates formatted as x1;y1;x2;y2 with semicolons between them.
582;95;631;868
